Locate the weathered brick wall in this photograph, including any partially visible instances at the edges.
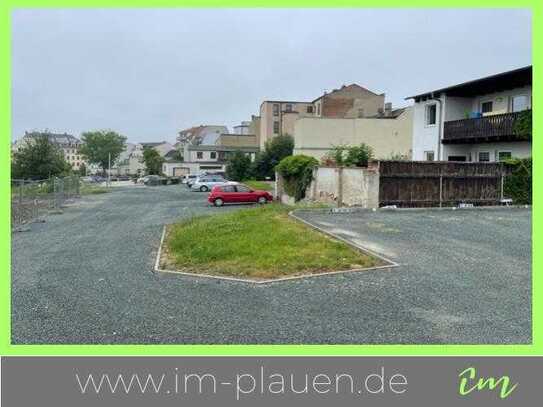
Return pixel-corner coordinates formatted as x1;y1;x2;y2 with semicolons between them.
322;97;354;117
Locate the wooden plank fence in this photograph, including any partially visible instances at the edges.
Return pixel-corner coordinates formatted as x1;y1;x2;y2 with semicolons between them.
378;161;507;207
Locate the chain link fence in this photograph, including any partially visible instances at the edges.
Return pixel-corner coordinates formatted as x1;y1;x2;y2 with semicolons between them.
11;175;80;231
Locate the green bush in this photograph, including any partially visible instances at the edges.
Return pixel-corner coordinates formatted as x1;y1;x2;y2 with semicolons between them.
344;144;373;167
504;157;531;204
226;150;252;181
275;155;318;201
321;143;373;167
513;110;532;141
252;134;294;180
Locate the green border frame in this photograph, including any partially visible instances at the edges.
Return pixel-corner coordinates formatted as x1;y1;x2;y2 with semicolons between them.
1;1;538;356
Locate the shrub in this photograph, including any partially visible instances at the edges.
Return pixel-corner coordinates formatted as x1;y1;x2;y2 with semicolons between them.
504;157;531;204
321;143;373;167
275;155;318;201
252;134;294;180
226;150;252;181
344;144;374;167
513;110;532;141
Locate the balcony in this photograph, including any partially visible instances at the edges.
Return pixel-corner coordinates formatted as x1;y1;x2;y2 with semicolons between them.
443;110;529;144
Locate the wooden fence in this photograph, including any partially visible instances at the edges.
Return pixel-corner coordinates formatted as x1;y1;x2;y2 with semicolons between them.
378;161;507;207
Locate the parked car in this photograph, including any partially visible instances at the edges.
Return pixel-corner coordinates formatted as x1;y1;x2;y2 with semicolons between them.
143;175;162;186
208;184;273;206
191;176;232;192
183;174;199;185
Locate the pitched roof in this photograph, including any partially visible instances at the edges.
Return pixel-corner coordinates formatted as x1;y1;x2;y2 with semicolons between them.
24;131;81;145
406;65;532;100
312;84;382;103
140;141;168;147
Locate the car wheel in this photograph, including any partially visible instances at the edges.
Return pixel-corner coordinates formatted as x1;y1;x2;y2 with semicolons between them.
258;196;268;204
200;185;209;192
214;198;224;207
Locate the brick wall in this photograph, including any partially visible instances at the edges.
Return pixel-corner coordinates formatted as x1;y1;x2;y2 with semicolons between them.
322;97;354;117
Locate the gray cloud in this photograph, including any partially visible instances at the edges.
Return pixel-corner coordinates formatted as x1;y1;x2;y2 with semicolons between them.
11;8;531;142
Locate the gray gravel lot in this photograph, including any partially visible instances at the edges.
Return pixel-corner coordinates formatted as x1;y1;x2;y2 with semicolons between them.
12;186;531;344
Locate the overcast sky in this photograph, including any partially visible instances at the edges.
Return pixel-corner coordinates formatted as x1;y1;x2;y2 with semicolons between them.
11;8;531;143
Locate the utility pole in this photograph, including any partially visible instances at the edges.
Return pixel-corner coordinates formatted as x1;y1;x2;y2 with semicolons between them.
108;152;111;187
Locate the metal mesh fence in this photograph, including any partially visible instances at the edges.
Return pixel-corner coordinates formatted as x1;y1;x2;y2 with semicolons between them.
11;175;80;230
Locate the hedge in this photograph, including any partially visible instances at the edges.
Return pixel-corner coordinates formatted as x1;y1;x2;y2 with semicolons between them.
504;157;531;205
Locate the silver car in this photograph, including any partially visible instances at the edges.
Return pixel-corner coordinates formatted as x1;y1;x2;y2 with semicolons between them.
190;176;232;192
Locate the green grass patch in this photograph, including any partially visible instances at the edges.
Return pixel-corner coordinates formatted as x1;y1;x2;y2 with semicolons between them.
80;183;110;195
161;204;382;280
244;180;273;191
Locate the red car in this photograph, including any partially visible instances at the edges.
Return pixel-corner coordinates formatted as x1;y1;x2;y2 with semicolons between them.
208;184;273;207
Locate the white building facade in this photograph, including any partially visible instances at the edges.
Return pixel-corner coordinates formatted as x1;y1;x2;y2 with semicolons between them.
410;66;532;162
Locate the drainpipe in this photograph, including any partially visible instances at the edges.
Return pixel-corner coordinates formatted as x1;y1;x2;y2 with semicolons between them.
429;92;444;161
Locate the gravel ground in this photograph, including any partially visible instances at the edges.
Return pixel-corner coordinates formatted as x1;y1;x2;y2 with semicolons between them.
11;186;531;344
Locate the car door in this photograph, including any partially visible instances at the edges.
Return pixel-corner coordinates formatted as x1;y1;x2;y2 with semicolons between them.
220;185;237;202
235;184;255;202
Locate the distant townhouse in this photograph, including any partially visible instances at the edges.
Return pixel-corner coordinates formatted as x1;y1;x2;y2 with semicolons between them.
171;122;259;176
140;141;175;157
113;143;145;176
259;84;387;150
177;125;229;147
408;66;532;162
13;131;86;171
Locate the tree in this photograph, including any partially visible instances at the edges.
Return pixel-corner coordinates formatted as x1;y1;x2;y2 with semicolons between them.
79;130;126;175
11;135;72;179
225;151;252;181
78;163;87;176
252;134;294;180
513;109;532;140
142;148;165;175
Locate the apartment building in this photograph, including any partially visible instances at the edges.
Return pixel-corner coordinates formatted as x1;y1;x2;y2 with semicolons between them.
177;125;229;147
294;106;413;161
258;101;314;150
13;131;86;171
408;66;532;162
259;84;386;149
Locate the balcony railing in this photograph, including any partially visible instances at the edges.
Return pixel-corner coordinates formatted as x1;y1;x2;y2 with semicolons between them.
443;110;529;144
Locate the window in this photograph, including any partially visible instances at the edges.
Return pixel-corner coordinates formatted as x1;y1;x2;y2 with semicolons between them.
498;151;512;161
221;185;236;192
481;101;493;114
285;104;292;112
511;95;529;112
307;106;314;114
478;152;490;162
196;152;203;159
425;104;437;125
448;155;466;162
273;104;279;116
210;152;217;159
424;151;435;161
236;185;251;192
273;121;280;134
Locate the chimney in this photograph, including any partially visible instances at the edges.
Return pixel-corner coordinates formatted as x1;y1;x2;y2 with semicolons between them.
384;102;392;117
